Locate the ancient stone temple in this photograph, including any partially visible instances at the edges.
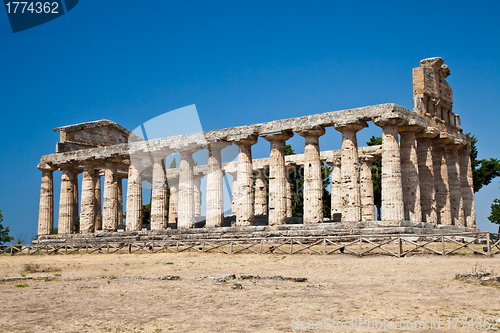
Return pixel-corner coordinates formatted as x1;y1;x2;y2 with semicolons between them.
36;58;477;241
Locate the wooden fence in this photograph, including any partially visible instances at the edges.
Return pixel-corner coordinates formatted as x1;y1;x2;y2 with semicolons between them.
1;232;499;257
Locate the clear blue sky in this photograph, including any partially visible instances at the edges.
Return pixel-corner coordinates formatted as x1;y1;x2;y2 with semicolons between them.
1;0;499;240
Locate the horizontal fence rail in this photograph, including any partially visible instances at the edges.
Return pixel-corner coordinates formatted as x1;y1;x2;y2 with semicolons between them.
1;232;499;257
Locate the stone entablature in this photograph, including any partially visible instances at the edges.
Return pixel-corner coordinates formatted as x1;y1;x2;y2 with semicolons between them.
36;57;476;237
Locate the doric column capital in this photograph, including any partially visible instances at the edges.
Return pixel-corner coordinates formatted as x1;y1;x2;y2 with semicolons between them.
415;127;440;139
325;156;341;167
373;117;405;128
58;162;78;171
193;170;205;180
359;154;378;164
295;126;326;138
151;149;174;162
176;145;200;157
80;160;100;170
431;133;453;145
445;142;465;151
398;124;422;134
333;120;368;133
228;135;258;147
207;140;232;151
261;130;293;142
37;162;57;172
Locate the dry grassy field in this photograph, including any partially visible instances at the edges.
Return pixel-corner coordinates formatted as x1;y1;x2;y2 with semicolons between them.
1;252;499;333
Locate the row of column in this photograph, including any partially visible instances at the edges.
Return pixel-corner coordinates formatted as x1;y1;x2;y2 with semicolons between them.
326;119;475;227
38;121;476;235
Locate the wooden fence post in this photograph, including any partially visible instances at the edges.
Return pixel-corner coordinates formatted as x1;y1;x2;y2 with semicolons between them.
487;233;492;257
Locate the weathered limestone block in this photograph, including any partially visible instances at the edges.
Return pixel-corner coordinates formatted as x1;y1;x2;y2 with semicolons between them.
359;155;376;222
326;157;341;219
151;155;168;230
80;163;97;234
297;127;325;224
178;148;199;229
37;164;56;236
432;139;452;225
102;163;119;231
94;173;102;230
399;126;422;222
58;167;76;234
234;137;258;227
446;145;464;226
459;143;476;227
206;143;227;228
254;168;267;215
373;118;405;222
334;121;367;222
416;132;438;223
168;178;179;225
412;57;454;125
262;131;293;226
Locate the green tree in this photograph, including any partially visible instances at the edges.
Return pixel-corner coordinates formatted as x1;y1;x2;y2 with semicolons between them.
367;136;382;220
142;203;151;225
470;134;500;192
487;197;500;233
169;157;177;169
0;210;14;245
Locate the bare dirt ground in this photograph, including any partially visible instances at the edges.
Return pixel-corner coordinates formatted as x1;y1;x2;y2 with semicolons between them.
0;253;499;333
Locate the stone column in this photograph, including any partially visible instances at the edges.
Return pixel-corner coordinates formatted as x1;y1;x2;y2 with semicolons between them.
80;163;97;234
327;157;342;220
359;155;376;222
459;143;476;227
446;144;464;226
234;137;258;226
254;168;268;215
58;166;76;234
373;118;405;222
206;143;227;228
297;127;325;224
285;165;293;218
94;172;102;231
262;131;293;226
37;164;56;236
126;162;143;231
193;173;203;218
151;154;168;230
416;132;438;223
117;177;124;226
102;162;119;232
168;178;179;226
432;138;452;225
177;148;198;229
71;170;80;234
399;126;422;222
334;121;367;222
